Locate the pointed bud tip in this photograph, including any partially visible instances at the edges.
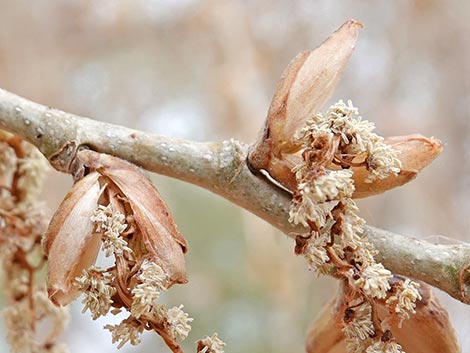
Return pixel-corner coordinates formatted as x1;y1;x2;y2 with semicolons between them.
386;134;443;172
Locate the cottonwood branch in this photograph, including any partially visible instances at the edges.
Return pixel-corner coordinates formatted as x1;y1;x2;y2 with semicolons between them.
1;88;469;304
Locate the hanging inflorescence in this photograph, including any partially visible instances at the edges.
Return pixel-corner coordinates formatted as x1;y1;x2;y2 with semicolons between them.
289;100;421;353
81;203;194;348
0;131;69;353
43;149;225;353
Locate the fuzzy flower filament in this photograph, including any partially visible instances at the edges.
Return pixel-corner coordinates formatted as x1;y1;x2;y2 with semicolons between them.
75;267;116;320
105;319;144;349
131;260;168;319
342;302;375;341
386;279;422;325
197;333;226;353
355;263;393;299
166;305;193;341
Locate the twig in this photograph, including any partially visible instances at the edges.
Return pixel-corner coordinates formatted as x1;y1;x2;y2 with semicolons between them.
0;88;469;304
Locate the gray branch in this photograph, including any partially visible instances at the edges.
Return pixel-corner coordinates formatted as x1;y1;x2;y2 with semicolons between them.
1;88;469;304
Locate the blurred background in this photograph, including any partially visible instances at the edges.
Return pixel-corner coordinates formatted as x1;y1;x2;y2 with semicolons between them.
0;0;469;352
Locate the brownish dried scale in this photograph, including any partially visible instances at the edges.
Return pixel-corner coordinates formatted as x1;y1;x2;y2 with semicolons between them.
44;172;104;305
248;19;442;199
249;20;362;174
75;149;188;285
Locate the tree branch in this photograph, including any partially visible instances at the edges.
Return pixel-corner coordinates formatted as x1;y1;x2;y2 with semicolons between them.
1;88;469;304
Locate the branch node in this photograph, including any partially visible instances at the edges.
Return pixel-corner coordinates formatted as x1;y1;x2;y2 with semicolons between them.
48;140;79;174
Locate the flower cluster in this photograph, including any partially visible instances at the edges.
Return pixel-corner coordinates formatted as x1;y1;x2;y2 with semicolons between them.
44;150;192;353
131;259;167;318
297;99;401;182
105;318;144;349
288;101;420;353
75;267;116;320
386;278;422;326
355;263;392;299
81;202;192;349
289;169;355;227
0;130;69;353
166;305;194;341
196;333;226;353
342;302;375;340
91;205;131;257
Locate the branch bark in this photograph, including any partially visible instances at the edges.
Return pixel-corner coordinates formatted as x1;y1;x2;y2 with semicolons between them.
1;88;469;304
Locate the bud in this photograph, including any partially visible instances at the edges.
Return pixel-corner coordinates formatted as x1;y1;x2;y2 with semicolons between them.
248;20;442;199
305;282;459;353
76;149;188;285
44;150;188;307
249;20;362;172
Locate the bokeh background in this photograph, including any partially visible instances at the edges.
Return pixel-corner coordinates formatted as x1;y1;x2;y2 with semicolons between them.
0;0;469;352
